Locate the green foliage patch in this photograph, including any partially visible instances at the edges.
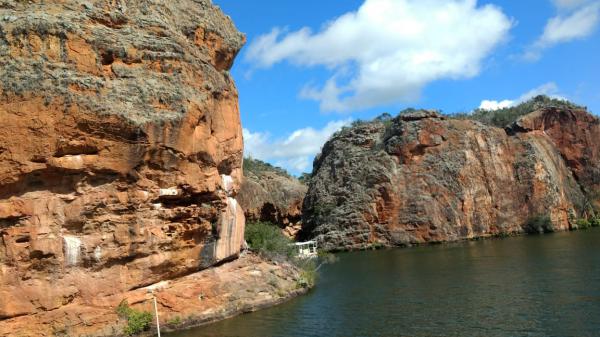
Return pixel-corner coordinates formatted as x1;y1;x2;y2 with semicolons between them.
243;157;292;178
244;221;295;260
116;300;153;336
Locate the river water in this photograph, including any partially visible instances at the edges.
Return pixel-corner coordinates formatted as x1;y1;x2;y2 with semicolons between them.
167;229;600;337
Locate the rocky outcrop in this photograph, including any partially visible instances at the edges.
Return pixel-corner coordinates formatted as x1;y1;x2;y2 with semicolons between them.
510;107;600;207
302;105;597;251
0;1;248;335
237;159;307;239
1;252;308;337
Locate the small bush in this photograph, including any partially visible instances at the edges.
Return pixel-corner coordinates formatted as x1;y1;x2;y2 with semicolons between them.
116;300;152;336
576;218;591;230
245;221;294;260
294;258;317;288
167;316;182;326
591;216;600;227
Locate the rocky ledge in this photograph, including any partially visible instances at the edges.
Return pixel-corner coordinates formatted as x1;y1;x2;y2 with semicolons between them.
0;252;308;337
302;97;600;251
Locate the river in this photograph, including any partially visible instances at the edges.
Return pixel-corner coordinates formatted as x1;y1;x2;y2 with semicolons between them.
167;229;600;337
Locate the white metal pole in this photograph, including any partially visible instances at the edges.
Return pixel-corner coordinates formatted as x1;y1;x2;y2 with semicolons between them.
153;293;161;337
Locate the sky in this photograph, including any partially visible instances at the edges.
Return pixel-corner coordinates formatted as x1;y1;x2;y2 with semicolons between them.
213;0;600;175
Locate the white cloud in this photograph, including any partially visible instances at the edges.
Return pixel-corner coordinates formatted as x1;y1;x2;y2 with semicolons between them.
526;1;600;60
478;82;565;110
479;99;514;110
246;0;512;113
243;119;352;173
540;2;600;45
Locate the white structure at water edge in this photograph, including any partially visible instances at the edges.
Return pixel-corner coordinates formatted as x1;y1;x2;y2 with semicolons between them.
63;235;82;266
293;241;318;259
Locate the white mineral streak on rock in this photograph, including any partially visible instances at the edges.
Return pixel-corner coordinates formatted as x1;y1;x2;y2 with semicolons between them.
159;188;178;196
93;246;102;262
214;197;244;260
221;174;234;196
63;235;82;266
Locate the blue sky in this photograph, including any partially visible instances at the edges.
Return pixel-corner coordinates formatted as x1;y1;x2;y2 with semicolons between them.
214;0;600;175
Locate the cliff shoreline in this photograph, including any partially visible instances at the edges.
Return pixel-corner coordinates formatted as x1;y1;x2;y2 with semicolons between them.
302;101;600;251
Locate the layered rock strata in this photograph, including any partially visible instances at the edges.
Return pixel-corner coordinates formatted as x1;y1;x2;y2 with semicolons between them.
303;107;598;250
0;0;248;335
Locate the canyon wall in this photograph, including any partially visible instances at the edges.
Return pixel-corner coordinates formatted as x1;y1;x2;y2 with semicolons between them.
302;106;598;251
0;0;246;335
237;159;306;239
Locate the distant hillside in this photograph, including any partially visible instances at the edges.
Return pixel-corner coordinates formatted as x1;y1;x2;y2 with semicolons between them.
451;95;586;128
243;157;293;178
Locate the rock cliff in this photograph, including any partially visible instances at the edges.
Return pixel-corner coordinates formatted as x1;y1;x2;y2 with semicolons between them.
237;158;306;239
0;0;248;335
302;99;598;251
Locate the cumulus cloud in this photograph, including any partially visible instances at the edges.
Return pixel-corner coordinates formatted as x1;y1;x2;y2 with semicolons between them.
526;1;600;60
479;99;514;110
246;0;512;113
243;119;352;173
478;82;565;110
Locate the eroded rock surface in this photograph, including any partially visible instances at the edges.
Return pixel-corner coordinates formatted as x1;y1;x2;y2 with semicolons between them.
0;0;247;335
303;106;597;250
1;252;308;337
237;159;307;239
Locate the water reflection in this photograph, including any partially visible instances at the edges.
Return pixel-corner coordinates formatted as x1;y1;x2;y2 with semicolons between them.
167;229;600;337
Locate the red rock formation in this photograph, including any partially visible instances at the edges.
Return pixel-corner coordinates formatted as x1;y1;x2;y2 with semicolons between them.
0;1;248;335
512;107;600;206
303;108;592;250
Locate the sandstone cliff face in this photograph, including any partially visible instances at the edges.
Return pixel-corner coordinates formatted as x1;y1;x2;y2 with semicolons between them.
0;1;246;335
303;107;595;251
237;159;307;239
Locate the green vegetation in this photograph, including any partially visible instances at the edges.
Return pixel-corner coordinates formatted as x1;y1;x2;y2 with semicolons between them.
243;157;292;178
451;95;584;128
573;214;600;230
116;300;153;336
245;221;295;260
167;316;182;326
245;221;338;289
295;259;317;288
298;172;312;185
576;218;591;229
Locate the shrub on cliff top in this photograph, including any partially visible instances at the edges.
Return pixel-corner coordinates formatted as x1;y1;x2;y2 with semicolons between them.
451;95;585;128
243;157;292;178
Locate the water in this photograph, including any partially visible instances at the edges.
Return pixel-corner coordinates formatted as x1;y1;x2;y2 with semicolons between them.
167;229;600;337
